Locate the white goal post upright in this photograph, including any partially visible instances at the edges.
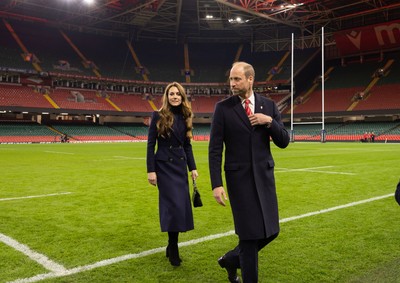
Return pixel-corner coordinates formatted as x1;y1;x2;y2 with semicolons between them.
321;26;326;142
290;33;294;142
290;27;326;143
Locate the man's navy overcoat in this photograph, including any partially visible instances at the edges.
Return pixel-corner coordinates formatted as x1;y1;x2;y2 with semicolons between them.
209;93;290;240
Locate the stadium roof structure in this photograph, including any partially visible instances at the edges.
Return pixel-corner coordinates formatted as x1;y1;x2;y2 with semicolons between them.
0;0;400;48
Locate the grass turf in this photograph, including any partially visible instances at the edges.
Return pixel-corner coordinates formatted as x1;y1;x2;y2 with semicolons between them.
0;141;399;282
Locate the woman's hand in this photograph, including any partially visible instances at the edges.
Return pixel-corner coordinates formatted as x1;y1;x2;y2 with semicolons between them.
191;170;198;181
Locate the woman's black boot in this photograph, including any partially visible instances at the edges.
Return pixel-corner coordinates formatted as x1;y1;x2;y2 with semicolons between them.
167;232;181;266
166;244;181;266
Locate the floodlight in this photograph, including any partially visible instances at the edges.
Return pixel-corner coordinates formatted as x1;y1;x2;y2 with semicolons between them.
83;0;95;5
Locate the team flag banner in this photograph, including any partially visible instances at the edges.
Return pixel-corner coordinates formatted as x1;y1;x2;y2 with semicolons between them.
334;19;400;56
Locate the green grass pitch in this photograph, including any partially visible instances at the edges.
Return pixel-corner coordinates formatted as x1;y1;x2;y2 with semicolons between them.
1;141;399;282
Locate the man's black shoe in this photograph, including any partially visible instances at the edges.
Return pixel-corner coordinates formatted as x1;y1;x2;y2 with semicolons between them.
218;256;241;283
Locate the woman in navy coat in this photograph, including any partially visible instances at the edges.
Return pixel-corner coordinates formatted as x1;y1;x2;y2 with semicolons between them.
147;82;198;266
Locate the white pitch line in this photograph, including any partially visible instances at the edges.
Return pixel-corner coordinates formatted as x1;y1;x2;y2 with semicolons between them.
113;156;145;160
279;169;355;175
0;192;72;202
280;193;393;223
0;233;67;274
43;151;74;155
7;193;394;283
7;231;236;283
278;166;334;170
93;157;145;161
276;166;355;175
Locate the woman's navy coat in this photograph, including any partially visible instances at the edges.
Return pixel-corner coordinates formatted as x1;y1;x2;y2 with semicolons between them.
147;111;197;232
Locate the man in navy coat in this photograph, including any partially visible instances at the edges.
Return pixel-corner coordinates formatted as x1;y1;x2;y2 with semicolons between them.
209;61;290;282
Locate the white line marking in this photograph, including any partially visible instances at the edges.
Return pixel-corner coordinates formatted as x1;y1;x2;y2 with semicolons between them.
0;192;72;202
0;233;67;273
278;169;355;175
113;156;145;160
93;157;145;161
277;166;334;170
276;166;356;175
7;193;394;283
43;151;74;155
280;193;393;223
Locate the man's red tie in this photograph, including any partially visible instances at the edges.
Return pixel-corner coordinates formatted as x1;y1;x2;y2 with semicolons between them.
244;99;252;116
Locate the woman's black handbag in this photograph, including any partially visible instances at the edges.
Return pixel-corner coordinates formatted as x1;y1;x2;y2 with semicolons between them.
192;180;203;207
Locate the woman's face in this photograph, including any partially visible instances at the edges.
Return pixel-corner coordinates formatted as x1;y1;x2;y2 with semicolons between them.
167;86;182;107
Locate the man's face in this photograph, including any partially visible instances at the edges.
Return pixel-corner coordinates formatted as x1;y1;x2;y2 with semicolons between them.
229;65;253;98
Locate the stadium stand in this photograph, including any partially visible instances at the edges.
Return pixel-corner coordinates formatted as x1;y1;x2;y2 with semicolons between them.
0;17;399;144
106;123;149;140
289;121;400;142
0;21;33;70
0;121;59;143
10;20;90;77
285;55;400;114
188;43;238;83
193;124;211;141
132;41;185;82
66;31;140;80
106;92;155;113
0;84;53;108
190;95;226;114
50;122;138;142
352;84;400;111
48;89;117;111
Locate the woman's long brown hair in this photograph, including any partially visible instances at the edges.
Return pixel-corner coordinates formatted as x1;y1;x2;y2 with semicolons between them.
157;82;193;139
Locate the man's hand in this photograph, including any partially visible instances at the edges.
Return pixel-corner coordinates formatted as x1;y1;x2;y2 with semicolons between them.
213;186;228;206
147;172;157;186
249;113;272;127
